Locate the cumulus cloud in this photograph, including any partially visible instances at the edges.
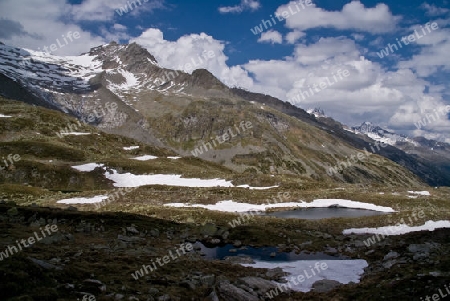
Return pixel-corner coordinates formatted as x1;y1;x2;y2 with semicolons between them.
257;30;283;44
276;0;401;33
420;2;450;16
285;30;305;44
219;0;261;14
0;0;165;55
130;28;253;88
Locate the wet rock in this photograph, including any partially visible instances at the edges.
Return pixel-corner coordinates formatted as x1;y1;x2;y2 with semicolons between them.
312;279;341;292
269;252;276;258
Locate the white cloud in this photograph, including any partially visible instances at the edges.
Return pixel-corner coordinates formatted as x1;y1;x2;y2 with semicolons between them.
351;33;365;41
0;0;165;55
397;27;450;77
0;0;105;55
70;0;164;21
130;28;253;88
219;0;260;14
420;2;450;16
285;30;305;44
257;30;283;44
276;1;401;33
113;24;127;31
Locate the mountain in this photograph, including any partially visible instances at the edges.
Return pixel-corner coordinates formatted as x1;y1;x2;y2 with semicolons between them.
0;41;446;186
350;122;418;146
350;121;450;185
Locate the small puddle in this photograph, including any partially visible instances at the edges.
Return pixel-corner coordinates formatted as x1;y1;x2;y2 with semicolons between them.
194;242;344;261
264;207;390;220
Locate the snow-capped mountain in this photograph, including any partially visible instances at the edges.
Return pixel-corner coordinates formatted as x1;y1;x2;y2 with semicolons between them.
307;108;326;118
350;121;419;147
1;41;450;186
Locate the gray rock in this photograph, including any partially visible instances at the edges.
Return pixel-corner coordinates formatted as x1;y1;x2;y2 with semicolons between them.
149;229;160;237
210;238;220;245
265;268;287;280
312;279;341;293
118;235;143;242
224;255;255;264
204;290;219;301
28;257;62;270
233;240;242;248
179;280;196;290
384;251;399;261
237;277;277;294
217;281;259;301
383;260;397;269
41;232;65;245
200;275;216;287
82;279;107;294
126;226;139;234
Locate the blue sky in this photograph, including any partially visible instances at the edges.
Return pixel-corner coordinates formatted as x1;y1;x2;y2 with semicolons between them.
0;0;449;141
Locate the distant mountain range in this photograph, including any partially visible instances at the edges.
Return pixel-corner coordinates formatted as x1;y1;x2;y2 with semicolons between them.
1;41;449;186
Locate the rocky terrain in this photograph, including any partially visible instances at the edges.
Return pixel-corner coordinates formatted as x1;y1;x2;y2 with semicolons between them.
0;42;449;301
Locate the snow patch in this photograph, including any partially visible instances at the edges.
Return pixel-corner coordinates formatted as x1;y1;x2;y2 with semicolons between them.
123;146;140;150
72;163;104;172
343;220;450;235
164;199;394;213
57;195;108;204
105;169;234;188
241;259;368;292
132;155;158;161
408;191;430;196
